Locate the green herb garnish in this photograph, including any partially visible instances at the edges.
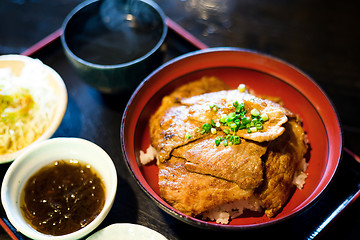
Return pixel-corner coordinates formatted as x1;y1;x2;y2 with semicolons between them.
185;133;192;139
200;101;269;147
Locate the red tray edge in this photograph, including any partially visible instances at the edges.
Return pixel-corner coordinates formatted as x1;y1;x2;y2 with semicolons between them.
20;17;208;57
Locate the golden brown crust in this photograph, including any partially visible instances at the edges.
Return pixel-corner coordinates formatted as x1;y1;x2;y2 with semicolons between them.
172;135;267;190
255;119;308;218
149;76;230;162
158;157;253;217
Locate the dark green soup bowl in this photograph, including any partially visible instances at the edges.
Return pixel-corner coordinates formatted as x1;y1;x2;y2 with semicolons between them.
61;0;167;93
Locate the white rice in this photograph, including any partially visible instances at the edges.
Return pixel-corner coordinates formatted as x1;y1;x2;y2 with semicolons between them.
203;158;309;224
201;195;263;224
293;158;309;189
139;145;157;165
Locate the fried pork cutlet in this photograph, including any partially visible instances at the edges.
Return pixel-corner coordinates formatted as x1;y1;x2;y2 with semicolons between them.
149;76;308;222
180;90;290;142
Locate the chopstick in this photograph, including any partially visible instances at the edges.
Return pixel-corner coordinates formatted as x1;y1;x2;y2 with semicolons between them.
0;218;21;240
344;147;360;164
307;148;360;239
307;186;360;240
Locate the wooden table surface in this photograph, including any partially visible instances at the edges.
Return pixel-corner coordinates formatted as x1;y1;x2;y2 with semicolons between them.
1;0;359;239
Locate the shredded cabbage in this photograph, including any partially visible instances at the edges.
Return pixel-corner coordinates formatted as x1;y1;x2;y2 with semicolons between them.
0;59;57;155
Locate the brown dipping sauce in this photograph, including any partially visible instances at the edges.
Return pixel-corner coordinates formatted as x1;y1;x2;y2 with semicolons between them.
20;160;105;236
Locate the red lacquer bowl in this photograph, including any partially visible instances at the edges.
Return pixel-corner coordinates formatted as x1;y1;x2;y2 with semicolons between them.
120;48;342;229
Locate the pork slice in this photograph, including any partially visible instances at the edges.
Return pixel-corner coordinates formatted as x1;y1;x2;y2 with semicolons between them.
181;90;289;142
158;157;253;217
149;104;205;162
172;135;267;190
149;77;229;162
256;119;308;218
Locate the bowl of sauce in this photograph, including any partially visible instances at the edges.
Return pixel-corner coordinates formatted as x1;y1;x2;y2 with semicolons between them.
61;0;168;93
1;137;117;239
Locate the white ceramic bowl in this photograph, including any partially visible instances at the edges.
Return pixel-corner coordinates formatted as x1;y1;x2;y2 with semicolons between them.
1;137;118;240
0;54;68;163
86;223;168;240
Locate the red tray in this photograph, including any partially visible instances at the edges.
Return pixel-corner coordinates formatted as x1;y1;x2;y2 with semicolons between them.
1;15;360;240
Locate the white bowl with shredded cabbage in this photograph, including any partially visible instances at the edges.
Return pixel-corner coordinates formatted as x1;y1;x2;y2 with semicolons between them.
0;54;67;163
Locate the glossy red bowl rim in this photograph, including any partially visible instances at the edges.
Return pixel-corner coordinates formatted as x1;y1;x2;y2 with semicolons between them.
120;47;342;230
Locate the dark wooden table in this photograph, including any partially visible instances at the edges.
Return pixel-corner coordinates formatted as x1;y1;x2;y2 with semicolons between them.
1;0;360;239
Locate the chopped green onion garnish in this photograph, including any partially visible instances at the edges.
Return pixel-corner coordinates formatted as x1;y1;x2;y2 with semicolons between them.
251;108;260;117
229;122;237;131
215;136;222;146
219;114;227;124
233;101;240;109
256;122;263;130
261;113;269;121
209;104;219;112
238;84;246;92
203;101;270;146
185;133;192;139
241;116;251;124
250;127;257;133
202;123;211;132
238;124;246;130
227;112;236;122
234;136;240;145
233;101;245;113
211;128;217;134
